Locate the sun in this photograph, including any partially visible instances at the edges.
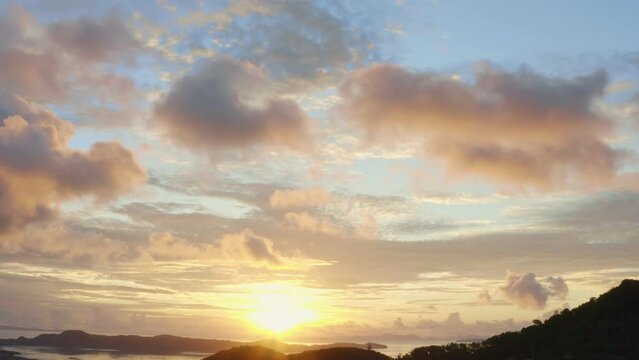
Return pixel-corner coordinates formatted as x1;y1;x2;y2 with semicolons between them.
248;288;319;335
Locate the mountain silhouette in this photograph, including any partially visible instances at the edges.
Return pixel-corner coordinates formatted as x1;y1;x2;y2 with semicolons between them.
203;346;289;360
204;346;391;360
0;330;384;356
289;347;392;360
398;279;639;360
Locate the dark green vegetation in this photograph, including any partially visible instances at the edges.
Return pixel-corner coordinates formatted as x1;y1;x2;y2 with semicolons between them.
204;346;391;360
398;279;639;360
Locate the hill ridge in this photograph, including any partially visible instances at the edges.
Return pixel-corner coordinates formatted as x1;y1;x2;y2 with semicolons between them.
0;331;385;356
398;279;639;360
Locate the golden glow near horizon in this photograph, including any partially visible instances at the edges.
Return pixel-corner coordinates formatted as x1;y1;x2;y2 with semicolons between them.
247;284;320;335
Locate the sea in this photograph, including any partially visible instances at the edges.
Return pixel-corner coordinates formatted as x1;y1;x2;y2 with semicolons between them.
0;329;445;359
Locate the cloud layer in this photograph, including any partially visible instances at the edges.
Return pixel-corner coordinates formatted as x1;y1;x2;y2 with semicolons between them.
0;5;143;126
47;11;142;63
218;229;281;265
141;229;281;265
182;0;378;92
155;57;312;151
0;93;146;237
340;63;626;189
270;188;332;209
500;272;569;310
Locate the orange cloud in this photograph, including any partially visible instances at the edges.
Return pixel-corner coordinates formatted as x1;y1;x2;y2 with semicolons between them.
0;5;144;126
340;63;627;190
0;49;65;102
142;229;281;265
218;229;281;265
270;188;332;209
0;94;146;235
142;232;205;260
283;211;342;236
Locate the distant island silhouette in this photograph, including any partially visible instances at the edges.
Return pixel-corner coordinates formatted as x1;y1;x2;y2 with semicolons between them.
0;349;33;360
0;330;385;356
1;279;637;360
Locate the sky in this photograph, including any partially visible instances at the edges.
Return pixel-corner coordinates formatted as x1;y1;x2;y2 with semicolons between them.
0;0;639;344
